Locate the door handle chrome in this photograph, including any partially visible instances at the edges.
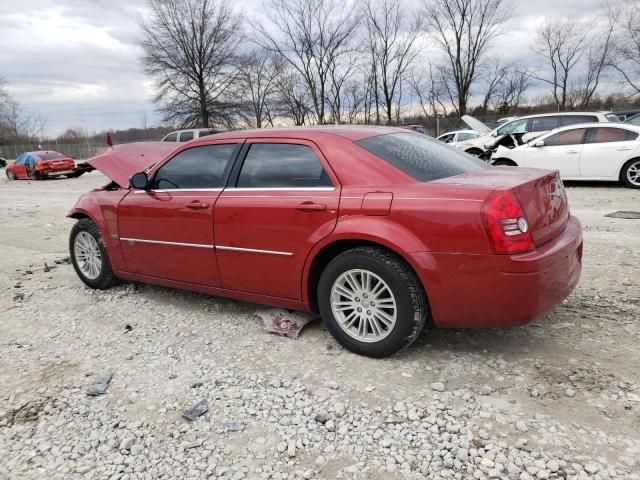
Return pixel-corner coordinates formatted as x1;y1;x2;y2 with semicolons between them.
185;201;210;209
296;202;327;212
617;147;632;151
565;151;579;154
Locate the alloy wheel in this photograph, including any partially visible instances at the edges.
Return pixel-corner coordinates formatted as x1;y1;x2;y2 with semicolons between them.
627;160;640;186
73;231;102;280
330;268;397;343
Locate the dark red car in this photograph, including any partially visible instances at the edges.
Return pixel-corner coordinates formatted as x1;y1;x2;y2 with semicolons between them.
68;127;582;357
6;151;76;180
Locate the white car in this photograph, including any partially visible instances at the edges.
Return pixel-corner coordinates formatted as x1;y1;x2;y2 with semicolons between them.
437;129;478;146
456;112;612;157
161;128;223;142
491;123;640;188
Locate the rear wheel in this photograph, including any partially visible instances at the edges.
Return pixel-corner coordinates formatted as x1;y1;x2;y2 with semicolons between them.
318;247;428;358
70;219;118;289
621;158;640;189
6;170;16;180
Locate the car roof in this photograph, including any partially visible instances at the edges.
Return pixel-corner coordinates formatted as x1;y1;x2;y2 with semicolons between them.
509;112;606;121
439;129;475;136
29;150;66;156
189;125;406;143
543;122;640;135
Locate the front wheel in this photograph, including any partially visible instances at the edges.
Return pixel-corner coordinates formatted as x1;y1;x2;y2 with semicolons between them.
69;219;118;289
6;170;16;180
493;159;517;167
621;158;640;189
318;247;428;358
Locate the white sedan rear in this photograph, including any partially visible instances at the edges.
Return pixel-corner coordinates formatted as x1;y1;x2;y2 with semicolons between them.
491;123;640;188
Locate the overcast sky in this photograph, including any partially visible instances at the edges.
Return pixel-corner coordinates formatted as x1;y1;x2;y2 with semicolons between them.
0;0;605;137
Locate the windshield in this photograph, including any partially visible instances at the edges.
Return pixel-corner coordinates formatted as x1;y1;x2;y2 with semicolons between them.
356;132;490;182
37;153;67;161
497;118;528;135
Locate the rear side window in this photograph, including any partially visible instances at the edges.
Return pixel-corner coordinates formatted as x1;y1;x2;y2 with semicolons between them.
530;116;559;132
179;131;194;142
199;129;214;137
439;133;454;143
163;133;178;142
152;144;236;189
237;143;333;188
356;132;489;182
544;129;586;147
560;115;597;126
587;128;638;143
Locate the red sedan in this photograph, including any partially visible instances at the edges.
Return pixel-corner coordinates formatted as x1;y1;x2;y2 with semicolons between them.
68;127;582;357
6;151;75;180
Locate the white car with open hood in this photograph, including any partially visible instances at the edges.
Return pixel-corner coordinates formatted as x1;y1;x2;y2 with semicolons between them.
491;123;640;188
456;112;612;158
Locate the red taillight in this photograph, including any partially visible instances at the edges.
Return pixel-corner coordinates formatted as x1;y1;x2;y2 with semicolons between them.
482;189;534;254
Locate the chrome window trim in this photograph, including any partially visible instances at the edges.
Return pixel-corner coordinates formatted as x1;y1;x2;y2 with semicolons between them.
224;187;336;192
120;237;214;249
215;245;293;256
133;188;224;194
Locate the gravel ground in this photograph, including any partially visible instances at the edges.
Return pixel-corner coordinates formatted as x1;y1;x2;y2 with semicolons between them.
0;171;639;480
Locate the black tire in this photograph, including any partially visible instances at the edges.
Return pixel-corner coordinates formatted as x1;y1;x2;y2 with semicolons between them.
318;247;428;358
493;159;517;167
620;158;640;189
69;219;118;289
6;170;16;180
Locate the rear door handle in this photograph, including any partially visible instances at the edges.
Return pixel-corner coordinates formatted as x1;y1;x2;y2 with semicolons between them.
296;201;327;212
565;150;579;154
186;201;210;209
617;147;632;151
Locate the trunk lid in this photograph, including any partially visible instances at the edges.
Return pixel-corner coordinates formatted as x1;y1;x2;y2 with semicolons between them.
433;167;570;247
87;142;177;187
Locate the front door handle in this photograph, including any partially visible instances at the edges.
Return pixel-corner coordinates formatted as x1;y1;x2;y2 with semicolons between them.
296;201;327;212
565;150;579;154
186;201;210;209
617;147;632;151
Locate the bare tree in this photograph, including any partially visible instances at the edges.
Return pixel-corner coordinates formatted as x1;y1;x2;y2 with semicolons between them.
424;0;512;116
491;69;529;113
363;0;422;123
140;0;243;128
253;0;359;124
409;64;450;120
612;0;640;95
274;70;313;126
530;18;587;109
480;58;509;113
342;78;367;124
237;50;283;128
567;5;619;107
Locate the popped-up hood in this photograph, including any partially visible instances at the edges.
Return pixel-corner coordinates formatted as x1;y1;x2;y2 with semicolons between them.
460;115;492;135
87;142;177;187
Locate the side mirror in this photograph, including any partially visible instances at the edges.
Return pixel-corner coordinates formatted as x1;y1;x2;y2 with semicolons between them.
129;171;149;189
532;140;545;147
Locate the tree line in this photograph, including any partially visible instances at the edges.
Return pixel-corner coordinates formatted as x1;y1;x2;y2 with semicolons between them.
140;0;640;129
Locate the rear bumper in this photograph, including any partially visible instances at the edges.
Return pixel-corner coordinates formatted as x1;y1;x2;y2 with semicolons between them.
415;216;583;328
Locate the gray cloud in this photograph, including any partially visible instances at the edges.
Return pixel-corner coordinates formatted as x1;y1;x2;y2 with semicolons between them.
0;0;605;137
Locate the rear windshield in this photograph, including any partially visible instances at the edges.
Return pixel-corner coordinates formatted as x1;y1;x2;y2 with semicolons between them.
37;153;67;161
356;132;489;182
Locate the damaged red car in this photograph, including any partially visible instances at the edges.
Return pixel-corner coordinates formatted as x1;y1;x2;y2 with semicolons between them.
6;151;75;180
68;127;583;357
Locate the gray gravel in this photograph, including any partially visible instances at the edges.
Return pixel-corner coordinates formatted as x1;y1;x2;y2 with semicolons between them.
1;173;639;479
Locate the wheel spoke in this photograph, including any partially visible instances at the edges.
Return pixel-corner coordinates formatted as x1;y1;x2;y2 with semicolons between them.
74;232;102;280
330;268;397;343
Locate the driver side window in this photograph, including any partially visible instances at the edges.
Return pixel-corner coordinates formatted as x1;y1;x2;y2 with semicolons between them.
152;144;236;189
